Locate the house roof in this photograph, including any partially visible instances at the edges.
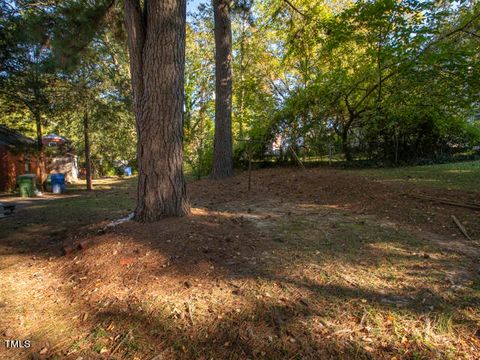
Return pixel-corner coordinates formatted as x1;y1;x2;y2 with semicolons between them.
0;125;36;147
42;133;69;145
43;133;67;141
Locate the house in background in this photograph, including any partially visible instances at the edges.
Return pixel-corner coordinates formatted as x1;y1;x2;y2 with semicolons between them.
43;133;78;182
43;133;69;148
0;126;79;192
0;125;44;192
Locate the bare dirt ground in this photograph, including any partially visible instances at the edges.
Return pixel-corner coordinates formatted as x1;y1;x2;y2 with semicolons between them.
1;167;479;359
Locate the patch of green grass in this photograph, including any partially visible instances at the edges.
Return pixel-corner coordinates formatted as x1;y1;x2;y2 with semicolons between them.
92;326;108;339
0;177;136;242
125;337;141;352
470;277;480;291
354;160;480;192
67;339;85;353
93;341;105;353
433;312;454;334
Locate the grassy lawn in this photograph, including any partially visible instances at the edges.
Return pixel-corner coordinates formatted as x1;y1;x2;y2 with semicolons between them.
354;160;480;193
0;178;136;250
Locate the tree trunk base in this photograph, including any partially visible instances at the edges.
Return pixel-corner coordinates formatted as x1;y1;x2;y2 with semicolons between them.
134;203;190;223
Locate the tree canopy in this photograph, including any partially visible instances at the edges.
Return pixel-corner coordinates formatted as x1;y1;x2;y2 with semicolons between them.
1;0;479;200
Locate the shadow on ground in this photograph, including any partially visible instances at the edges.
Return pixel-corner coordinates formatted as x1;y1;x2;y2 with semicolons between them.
1;169;479;359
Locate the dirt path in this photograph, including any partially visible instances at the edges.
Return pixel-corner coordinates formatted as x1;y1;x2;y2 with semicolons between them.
1;168;479;359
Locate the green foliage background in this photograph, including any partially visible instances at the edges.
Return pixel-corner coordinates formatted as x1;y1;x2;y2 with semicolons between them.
1;0;479;177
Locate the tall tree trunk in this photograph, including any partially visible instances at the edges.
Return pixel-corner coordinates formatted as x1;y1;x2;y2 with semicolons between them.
124;0;190;222
342;107;356;162
34;111;43;151
83;111;93;191
237;15;247;139
33;110;45;183
342;127;353;162
238;56;245;139
212;0;233;179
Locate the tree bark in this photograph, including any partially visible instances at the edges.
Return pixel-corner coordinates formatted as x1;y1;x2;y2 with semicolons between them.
342;125;353;162
124;0;190;222
33;110;45;183
342;132;353;161
212;0;233;179
237;14;247;139
83;111;93;191
34;111;43;151
342;104;356;162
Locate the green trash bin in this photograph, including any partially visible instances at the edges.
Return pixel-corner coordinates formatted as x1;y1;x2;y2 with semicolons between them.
17;174;37;197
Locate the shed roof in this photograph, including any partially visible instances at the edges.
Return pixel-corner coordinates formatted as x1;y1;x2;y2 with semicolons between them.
0;125;35;147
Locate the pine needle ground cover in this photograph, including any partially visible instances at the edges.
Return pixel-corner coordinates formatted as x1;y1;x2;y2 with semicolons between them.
0;166;479;359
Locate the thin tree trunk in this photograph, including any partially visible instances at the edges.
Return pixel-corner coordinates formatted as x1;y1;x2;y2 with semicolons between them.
33;110;45;183
238;62;245;138
212;0;233;179
83;111;93;191
342;128;353;162
238;15;247;139
124;0;190;222
342;107;356;162
34;111;43;151
394;129;399;166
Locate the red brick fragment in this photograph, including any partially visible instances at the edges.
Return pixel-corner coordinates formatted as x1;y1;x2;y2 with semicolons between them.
120;257;135;266
62;246;74;256
77;240;90;250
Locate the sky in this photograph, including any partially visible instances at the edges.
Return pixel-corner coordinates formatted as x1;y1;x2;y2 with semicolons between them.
187;0;204;14
3;0;206;14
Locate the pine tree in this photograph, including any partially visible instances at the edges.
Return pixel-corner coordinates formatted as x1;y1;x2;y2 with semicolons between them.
124;0;190;220
49;0;191;220
212;0;234;179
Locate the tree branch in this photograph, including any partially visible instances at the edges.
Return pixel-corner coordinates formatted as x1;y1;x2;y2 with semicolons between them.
461;29;480;40
283;0;306;18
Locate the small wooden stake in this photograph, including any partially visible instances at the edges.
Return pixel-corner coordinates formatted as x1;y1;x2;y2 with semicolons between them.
248;155;252;192
289;145;305;170
451;215;472;240
186;301;195;326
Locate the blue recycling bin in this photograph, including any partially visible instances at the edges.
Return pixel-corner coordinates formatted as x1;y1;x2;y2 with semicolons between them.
50;173;66;194
124;167;132;177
